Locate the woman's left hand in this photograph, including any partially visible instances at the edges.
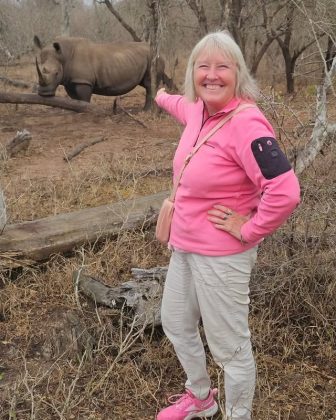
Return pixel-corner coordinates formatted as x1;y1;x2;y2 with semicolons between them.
208;204;249;242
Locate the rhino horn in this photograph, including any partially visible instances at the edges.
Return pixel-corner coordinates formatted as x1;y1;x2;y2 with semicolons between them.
35;58;46;86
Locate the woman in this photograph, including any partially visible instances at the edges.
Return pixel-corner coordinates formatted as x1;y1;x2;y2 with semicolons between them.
155;31;300;420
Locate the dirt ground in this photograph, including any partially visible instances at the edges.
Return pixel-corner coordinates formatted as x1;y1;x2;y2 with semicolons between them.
0;62;182;219
0;99;174;181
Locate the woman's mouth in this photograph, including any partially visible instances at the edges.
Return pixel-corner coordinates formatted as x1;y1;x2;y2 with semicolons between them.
204;84;223;90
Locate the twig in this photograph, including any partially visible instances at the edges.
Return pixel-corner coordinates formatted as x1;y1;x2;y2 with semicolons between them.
63;137;107;161
116;97;148;128
0;76;31;89
73;248;85;313
88;313;146;395
60;349;88;417
301;363;336;381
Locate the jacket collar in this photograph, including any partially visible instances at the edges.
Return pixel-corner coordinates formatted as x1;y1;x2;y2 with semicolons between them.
198;97;244;120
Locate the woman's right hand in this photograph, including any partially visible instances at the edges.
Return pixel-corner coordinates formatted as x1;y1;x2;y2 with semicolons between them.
156;87;166;98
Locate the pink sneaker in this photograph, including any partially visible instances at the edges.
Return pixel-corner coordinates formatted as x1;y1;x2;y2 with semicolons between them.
157;388;218;420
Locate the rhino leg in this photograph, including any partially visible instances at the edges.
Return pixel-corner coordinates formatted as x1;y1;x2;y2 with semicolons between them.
144;85;152;111
64;83;93;102
139;68;152;111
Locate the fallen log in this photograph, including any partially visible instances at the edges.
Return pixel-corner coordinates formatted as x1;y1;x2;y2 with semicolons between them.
0;91;107;114
75;266;168;327
0;190;168;268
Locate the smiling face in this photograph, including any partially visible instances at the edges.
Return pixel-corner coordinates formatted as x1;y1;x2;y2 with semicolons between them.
193;49;237;115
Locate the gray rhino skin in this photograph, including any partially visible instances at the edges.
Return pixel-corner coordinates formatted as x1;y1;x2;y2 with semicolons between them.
34;36;164;110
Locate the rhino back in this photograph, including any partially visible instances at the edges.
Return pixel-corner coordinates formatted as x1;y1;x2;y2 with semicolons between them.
63;40;151;95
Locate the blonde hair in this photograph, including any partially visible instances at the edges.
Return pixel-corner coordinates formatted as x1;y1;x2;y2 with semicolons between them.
184;31;259;102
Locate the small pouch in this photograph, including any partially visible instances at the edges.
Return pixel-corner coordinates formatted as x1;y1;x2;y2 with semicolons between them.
155;198;175;245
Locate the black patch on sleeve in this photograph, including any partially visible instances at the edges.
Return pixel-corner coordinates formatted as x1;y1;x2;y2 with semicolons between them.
251;137;291;180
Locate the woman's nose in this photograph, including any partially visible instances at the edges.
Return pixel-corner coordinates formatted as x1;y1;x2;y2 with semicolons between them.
206;66;218;80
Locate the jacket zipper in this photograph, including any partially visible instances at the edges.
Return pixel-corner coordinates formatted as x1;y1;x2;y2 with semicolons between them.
192;104;227;147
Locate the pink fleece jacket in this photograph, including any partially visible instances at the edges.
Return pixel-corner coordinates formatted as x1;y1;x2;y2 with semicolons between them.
155;93;300;256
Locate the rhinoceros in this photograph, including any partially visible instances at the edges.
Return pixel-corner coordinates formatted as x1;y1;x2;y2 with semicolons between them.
34;36;167;110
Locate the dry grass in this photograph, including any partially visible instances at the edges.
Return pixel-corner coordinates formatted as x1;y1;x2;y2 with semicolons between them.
0;90;336;419
2;153;172;223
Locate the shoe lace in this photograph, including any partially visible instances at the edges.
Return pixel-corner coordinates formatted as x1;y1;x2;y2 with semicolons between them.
167;388;218;410
167;389;194;406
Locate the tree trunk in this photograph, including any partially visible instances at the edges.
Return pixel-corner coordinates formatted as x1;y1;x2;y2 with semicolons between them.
146;0;167;112
284;52;295;94
186;0;208;37
275;3;321;94
325;35;336;72
61;0;71;36
147;1;159;111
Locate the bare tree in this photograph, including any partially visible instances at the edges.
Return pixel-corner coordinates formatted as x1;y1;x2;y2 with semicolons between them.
185;0;208;37
217;0;265;58
48;0;81;36
61;0;71;36
294;55;336;174
95;0;142;41
219;0;246;52
275;2;323;93
186;0;289;80
249;0;289;75
146;0;169;111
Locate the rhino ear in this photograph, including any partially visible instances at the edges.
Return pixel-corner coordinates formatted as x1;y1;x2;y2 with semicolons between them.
33;35;43;50
53;42;62;54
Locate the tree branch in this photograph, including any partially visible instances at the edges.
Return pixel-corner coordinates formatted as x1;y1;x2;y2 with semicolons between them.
96;0;142;42
292;33;325;62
